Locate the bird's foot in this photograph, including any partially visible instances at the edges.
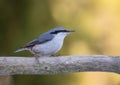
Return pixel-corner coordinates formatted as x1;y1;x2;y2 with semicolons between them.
51;54;61;57
34;55;40;64
35;58;40;64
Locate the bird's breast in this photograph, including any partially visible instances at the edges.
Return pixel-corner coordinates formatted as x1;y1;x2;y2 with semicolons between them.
32;36;65;55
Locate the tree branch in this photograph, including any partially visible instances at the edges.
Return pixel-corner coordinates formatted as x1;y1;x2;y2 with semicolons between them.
0;55;120;75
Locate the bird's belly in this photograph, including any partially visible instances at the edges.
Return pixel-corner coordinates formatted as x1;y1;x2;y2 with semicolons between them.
32;40;63;56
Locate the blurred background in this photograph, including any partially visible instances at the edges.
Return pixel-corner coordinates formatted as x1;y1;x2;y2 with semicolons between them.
0;0;120;85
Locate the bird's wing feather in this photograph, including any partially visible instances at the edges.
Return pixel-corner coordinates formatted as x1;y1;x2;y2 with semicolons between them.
23;33;54;48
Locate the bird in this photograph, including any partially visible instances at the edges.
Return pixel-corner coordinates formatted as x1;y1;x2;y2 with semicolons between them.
15;27;75;63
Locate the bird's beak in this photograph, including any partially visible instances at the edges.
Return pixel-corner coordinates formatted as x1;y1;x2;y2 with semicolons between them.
68;30;75;33
66;30;75;34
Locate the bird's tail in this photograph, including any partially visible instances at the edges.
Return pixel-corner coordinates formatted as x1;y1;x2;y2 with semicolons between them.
14;47;27;53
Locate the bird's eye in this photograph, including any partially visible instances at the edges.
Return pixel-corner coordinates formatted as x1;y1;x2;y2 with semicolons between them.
50;30;69;34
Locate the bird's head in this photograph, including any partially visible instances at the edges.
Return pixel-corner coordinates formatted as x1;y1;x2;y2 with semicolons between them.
49;27;75;37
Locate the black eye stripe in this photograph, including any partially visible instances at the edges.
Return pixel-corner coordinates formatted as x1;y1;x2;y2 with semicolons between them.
50;30;69;34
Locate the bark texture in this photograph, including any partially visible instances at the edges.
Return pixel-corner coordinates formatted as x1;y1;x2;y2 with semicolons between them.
0;55;120;75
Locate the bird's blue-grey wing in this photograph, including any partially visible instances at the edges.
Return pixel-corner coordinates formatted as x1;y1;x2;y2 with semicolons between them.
23;33;54;48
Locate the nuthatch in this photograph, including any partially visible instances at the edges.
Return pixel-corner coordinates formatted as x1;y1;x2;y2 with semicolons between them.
15;27;74;62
